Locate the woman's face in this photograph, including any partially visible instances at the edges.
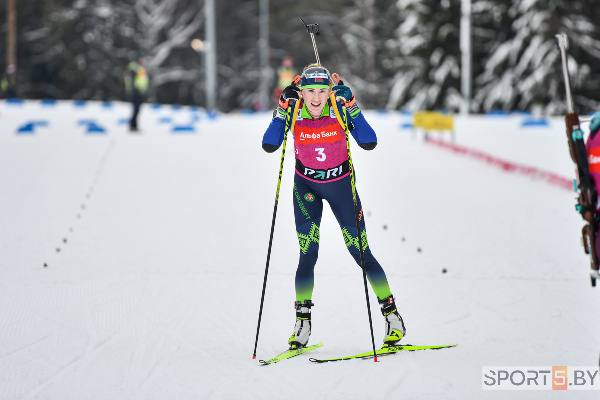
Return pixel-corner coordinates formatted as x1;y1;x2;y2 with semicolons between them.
302;87;330;118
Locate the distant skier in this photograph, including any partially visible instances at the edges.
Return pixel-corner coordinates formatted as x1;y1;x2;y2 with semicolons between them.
261;64;406;350
124;57;149;132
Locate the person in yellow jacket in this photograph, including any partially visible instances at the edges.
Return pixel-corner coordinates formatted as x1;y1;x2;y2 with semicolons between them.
124;57;149;132
1;64;17;98
270;56;296;108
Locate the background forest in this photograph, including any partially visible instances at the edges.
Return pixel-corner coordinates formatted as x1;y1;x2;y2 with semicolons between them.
1;0;600;114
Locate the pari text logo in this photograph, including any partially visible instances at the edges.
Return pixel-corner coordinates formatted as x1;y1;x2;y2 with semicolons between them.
303;165;344;181
482;366;600;391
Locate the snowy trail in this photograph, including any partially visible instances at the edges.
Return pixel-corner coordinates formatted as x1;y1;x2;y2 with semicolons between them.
0;101;598;399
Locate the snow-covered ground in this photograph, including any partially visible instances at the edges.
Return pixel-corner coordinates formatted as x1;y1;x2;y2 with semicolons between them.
0;100;598;399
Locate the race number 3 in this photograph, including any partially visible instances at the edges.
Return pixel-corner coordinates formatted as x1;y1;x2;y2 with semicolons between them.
315;148;326;161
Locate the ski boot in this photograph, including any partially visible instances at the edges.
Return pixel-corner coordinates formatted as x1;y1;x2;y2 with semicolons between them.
379;295;406;347
288;300;313;350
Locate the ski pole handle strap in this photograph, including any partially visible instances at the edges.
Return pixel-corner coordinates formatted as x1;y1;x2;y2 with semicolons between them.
275;76;303;120
288;98;301;135
329;93;355;131
332;73;342;85
331;74;360;120
330;93;347;132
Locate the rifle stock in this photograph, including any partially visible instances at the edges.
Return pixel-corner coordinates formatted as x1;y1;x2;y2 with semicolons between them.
556;34;599;283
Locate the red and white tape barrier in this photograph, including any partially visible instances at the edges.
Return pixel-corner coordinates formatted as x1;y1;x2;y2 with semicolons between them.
425;137;573;191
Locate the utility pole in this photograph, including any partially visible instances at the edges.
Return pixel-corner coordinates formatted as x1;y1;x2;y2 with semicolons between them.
364;0;375;80
205;0;217;111
7;0;17;70
460;0;472;114
258;0;270;110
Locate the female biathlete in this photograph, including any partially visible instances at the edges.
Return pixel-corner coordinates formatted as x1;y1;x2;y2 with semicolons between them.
262;64;406;350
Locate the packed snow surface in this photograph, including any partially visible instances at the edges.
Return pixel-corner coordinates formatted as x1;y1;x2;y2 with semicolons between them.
0;101;598;399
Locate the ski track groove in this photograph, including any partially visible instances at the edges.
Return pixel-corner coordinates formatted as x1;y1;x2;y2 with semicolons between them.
1;106;599;399
12;278;155;398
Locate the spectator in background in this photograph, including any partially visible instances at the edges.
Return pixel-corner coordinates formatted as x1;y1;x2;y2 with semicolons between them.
124;57;149;132
1;64;17;98
271;56;296;108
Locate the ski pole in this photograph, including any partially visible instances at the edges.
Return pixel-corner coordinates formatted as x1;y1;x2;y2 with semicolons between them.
300;18;321;65
331;74;378;362
253;78;301;359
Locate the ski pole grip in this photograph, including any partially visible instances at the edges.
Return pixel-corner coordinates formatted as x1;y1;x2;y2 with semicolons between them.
332;73;343;86
331;73;349;104
293;75;301;86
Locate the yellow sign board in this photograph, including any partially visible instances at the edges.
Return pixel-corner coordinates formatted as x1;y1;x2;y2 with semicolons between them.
413;111;454;131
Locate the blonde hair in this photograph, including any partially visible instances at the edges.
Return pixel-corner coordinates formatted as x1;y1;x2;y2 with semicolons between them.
302;63;323;71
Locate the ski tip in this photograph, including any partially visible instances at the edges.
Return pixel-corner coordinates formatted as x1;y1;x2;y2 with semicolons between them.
419;343;458;351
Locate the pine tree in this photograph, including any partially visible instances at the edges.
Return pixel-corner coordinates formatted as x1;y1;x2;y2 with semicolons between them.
559;0;600;113
473;0;600;114
470;0;513;112
25;0;140;100
385;0;461;111
5;0;600;112
134;0;204;105
336;0;403;108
